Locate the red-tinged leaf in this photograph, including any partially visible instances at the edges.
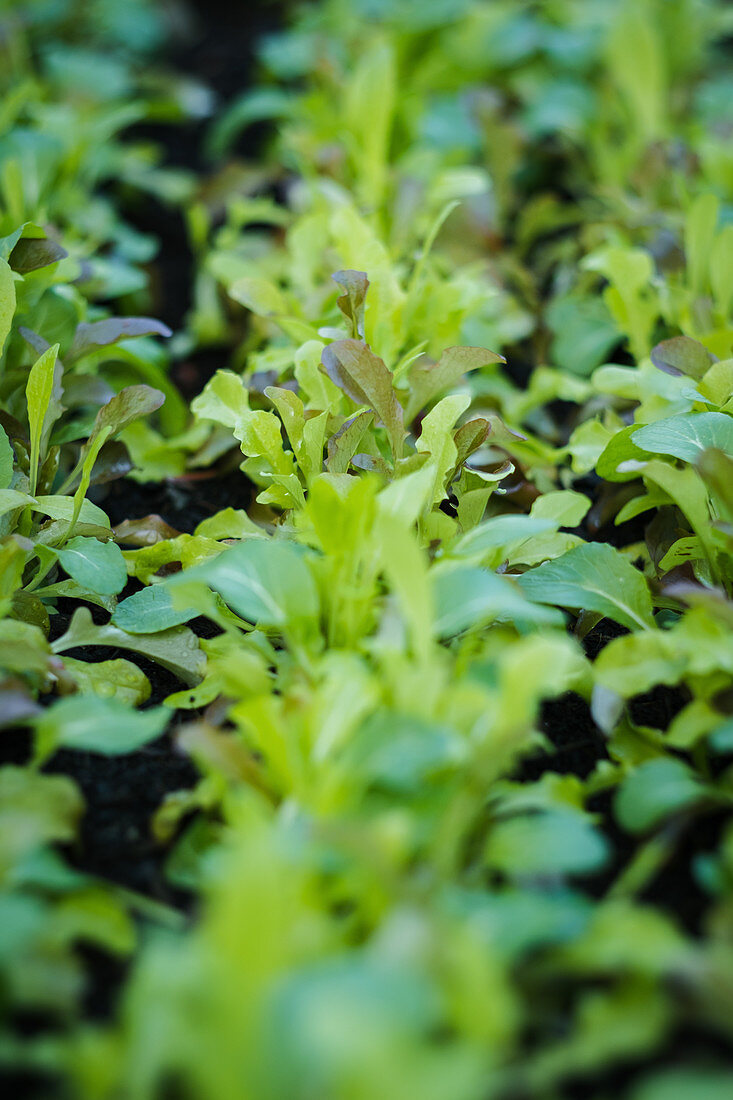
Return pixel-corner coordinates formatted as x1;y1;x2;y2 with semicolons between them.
332;270;369;338
113;515;182;547
453;417;491;468
91;385;166;442
650;336;716;380
406;345;504;421
9;237;68;274
67;318;172;363
321;338;404;460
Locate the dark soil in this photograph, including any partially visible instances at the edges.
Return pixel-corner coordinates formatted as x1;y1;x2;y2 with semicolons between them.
102;464;253;530
44;742;197;902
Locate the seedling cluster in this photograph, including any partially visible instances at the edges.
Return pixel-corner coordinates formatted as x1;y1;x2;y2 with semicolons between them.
2;1;733;1098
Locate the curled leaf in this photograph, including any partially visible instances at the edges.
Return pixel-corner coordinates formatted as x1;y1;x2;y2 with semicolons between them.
333;270;369;338
9;237;68;274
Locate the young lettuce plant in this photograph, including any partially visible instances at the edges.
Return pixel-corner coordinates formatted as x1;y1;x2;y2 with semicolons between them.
190;268;509;541
0;258;191;712
585;335;733;591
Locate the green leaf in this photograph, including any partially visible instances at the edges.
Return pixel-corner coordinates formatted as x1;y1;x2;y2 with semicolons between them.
516;542;655;630
321;339;404;460
0;255;15;355
433;565;563;638
615;758;707;833
112;584;198;634
26;343;62;496
229;276;286;317
345;39;396;206
547;294;619;376
176;539;319;633
346;712;464;792
710;224;733;319
62;657;151;706
685;193;719;297
485;810;609;877
34;695;169;760
56;537;127;596
630;1069;733;1100
709;718;733;754
191;370;250;428
452;515;557;560
416;393;470;505
632;412;733;463
0;488;32;518
698;447;733;520
194;508;266;540
0;767;82;870
90;385;166;443
0;425;13;490
530;490;591;528
595;425;651;482
52;607;204;686
32;495;110;527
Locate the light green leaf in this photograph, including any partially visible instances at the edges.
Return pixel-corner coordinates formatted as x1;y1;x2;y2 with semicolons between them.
326;411;374;474
112;584;198;634
34;695;169;761
0;488;34;517
453;515;556;560
191;370;250;428
0;256;15;355
0;425;13;489
26;343;62;496
0;767;82;870
711;224;733;319
685;193;719;297
32;495;110;527
194;508;266;540
630;1068;733;1100
51;607;204;685
62;657;151;706
416;392;470;505
632;412;733;463
176;539;319;632
530;491;592;528
56;537;127;595
433;565;563;638
485;810;608;876
346;712;463;792
615;758;707;833
517;542;655;630
229;276;286;316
